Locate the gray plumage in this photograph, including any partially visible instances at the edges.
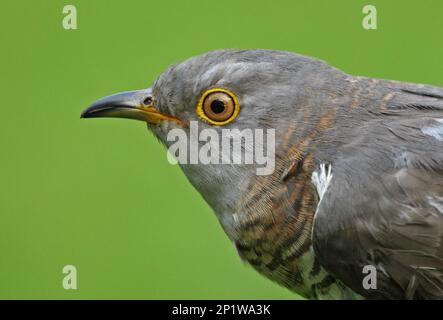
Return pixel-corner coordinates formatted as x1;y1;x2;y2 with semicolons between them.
82;49;443;299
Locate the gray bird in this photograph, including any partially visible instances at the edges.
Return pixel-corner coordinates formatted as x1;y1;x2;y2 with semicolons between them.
81;49;443;299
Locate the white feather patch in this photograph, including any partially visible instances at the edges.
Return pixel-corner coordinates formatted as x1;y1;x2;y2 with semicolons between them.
428;196;443;216
311;163;333;204
422;118;443;141
311;164;333;242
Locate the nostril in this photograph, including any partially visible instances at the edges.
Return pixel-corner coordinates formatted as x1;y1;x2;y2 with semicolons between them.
143;96;153;106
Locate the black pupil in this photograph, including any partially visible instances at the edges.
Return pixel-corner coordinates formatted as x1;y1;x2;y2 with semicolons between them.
143;96;153;105
210;100;225;114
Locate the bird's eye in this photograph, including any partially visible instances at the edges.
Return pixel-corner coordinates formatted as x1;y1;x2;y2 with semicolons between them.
143;96;153;106
196;88;240;125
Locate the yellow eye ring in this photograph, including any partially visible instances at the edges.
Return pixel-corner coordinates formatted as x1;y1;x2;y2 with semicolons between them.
196;88;240;125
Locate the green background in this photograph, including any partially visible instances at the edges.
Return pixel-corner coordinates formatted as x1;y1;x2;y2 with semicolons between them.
1;0;442;299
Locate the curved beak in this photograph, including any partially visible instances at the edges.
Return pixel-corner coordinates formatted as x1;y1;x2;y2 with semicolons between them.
81;89;184;126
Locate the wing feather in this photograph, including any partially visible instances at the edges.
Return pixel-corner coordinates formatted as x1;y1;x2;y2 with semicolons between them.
312;116;443;299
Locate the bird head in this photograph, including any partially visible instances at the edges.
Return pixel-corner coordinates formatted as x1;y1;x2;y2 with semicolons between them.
81;49;344;234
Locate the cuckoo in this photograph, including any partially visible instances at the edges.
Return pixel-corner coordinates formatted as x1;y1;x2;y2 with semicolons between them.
81;49;443;299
